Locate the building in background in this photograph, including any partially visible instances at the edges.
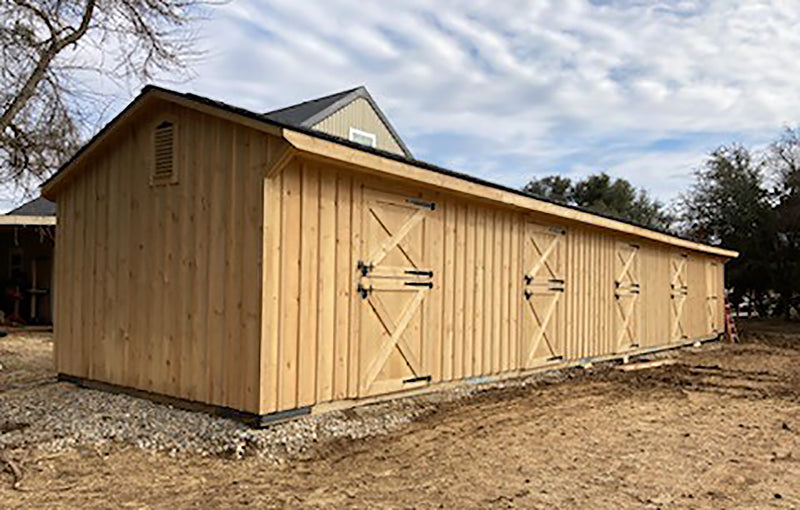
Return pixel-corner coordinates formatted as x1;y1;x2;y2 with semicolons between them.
0;197;56;325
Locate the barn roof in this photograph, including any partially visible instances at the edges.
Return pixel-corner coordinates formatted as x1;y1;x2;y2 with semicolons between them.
263;86;413;158
41;85;738;259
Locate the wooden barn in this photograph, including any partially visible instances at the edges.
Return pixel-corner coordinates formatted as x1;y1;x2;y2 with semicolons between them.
42;85;737;423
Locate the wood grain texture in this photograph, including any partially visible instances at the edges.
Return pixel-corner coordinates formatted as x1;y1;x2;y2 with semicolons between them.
52;100;265;413
51;99;730;416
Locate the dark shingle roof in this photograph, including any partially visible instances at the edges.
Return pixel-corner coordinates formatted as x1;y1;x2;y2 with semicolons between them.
264;87;360;126
7;197;56;216
264;86;413;158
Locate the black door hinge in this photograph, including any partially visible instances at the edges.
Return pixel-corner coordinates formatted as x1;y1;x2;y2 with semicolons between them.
405;281;434;289
406;198;436;210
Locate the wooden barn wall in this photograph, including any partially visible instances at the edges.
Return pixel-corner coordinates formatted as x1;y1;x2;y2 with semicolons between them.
261;159;728;414
312;98;405;156
53;101;272;413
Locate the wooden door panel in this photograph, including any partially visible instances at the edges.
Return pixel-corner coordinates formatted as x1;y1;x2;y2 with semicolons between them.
358;188;435;397
615;242;641;351
670;253;689;342
706;261;721;335
520;222;566;368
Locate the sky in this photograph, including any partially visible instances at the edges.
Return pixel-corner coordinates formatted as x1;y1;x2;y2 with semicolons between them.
6;0;800;211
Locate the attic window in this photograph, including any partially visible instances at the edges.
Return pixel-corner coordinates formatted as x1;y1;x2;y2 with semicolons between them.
152;119;177;184
349;127;376;148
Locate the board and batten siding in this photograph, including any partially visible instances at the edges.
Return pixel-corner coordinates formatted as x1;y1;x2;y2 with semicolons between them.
53;100;273;413
259;158;727;414
312;97;405;156
51;96;728;418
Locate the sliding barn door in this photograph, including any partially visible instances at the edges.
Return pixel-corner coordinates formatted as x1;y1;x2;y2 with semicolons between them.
520;222;566;368
706;261;722;335
670;253;689;343
614;241;641;351
357;188;436;397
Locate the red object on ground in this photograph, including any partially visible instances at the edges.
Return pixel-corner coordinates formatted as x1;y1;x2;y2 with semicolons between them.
724;299;739;343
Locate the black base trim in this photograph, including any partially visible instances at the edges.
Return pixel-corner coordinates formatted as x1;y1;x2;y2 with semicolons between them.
57;374;310;428
403;374;432;384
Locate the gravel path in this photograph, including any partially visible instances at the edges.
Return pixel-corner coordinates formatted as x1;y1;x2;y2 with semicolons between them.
0;371;577;462
0;332;697;463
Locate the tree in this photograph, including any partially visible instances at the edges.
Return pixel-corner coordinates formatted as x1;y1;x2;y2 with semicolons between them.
522;175;572;204
523;172;672;230
679;144;775;314
766;128;800;318
1;0;212;194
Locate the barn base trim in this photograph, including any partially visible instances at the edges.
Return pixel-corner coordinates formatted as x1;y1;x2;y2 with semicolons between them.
57;333;722;428
310;333;723;417
56;374;310;428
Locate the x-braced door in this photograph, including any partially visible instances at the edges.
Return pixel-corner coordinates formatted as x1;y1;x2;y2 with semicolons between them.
615;242;641;351
357;188;436;397
706;261;721;335
670;253;689;343
521;222;566;368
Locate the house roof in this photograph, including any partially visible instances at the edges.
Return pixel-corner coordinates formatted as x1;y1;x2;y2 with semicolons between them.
264;86;414;158
0;197;56;225
40;85;737;258
7;197;56;216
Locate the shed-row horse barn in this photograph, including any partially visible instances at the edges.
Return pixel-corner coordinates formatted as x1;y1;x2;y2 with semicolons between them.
42;86;737;424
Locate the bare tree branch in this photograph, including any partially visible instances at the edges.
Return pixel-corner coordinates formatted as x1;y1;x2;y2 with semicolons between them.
0;0;217;195
0;1;96;133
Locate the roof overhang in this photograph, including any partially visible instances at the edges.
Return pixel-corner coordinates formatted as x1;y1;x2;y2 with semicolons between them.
41;85;738;260
282;130;738;259
0;216;56;226
42;87;283;199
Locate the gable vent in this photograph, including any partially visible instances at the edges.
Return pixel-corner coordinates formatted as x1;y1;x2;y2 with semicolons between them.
154;121;175;179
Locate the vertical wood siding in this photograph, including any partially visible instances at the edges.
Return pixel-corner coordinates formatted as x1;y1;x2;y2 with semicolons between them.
53;101;269;413
53;101;729;417
312;98;405;156
260;161;729;414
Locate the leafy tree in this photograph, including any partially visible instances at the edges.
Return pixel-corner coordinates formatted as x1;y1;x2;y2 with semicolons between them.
522;175;572;204
678;144;775;314
1;0;213;194
766;128;800;318
523;172;672;230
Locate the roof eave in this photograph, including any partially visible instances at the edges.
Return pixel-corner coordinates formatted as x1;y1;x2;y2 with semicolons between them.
0;216;56;226
41;86;284;200
40;85;738;259
281;129;739;259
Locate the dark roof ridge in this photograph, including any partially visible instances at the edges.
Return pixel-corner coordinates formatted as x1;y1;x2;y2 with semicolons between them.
41;85;733;254
263;86;363;117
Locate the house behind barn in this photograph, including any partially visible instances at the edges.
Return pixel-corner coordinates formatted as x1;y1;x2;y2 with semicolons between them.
42;86;736;423
0;197;56;325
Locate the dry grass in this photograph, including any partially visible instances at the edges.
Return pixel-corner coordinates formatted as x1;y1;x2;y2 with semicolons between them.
0;332;54;393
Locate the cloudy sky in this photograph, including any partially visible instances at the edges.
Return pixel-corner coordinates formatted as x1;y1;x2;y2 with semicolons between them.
7;0;800;211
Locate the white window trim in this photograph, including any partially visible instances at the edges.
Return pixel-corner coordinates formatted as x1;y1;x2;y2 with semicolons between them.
349;127;377;148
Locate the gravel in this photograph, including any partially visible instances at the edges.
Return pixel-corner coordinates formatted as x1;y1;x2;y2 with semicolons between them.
0;345;703;462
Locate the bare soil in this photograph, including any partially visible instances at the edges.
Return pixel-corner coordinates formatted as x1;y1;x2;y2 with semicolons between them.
2;321;799;509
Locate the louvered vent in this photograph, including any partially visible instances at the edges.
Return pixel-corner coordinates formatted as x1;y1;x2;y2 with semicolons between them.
154;121;174;179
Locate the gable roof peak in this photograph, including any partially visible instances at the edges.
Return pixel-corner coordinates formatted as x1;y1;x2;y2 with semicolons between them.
263;86;365;126
264;85;413;158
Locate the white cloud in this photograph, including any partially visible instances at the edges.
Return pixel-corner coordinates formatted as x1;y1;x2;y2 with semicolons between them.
9;0;800;211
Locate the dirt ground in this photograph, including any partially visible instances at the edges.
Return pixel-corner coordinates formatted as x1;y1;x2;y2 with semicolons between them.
1;322;799;509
